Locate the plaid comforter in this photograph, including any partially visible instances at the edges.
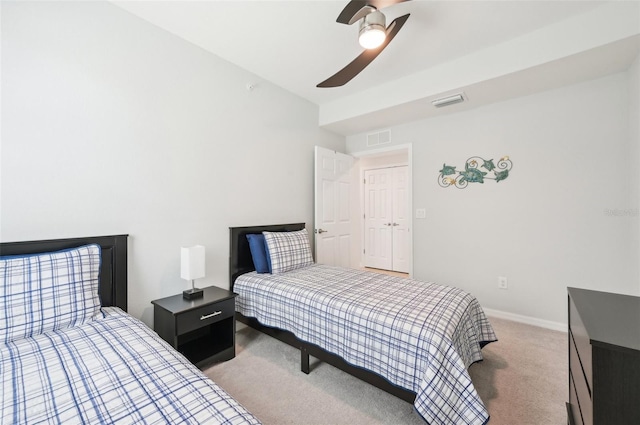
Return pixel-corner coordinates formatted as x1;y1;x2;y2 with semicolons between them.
0;307;261;425
235;264;497;425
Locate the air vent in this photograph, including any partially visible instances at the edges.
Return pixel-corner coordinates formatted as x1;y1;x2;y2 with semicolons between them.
432;93;465;108
367;129;391;147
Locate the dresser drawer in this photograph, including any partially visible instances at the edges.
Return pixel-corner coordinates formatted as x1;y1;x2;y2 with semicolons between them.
570;332;592;425
569;297;593;389
569;371;583;425
177;298;235;335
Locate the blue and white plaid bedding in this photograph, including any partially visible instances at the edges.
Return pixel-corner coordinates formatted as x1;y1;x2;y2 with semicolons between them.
234;264;497;425
0;307;261;425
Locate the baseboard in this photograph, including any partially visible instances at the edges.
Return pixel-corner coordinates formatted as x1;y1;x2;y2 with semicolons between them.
483;308;567;333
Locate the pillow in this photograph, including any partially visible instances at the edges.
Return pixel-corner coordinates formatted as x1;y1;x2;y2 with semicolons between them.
246;233;271;273
0;244;102;343
263;228;314;274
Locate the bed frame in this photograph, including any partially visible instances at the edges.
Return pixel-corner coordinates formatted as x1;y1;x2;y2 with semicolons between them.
0;234;128;310
229;224;416;404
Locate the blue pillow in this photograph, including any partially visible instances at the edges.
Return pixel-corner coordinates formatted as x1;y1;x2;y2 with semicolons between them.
246;233;271;273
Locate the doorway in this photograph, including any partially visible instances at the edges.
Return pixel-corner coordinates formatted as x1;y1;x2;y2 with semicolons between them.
353;145;412;276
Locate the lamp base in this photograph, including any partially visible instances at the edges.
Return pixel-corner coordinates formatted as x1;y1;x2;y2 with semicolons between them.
183;287;204;300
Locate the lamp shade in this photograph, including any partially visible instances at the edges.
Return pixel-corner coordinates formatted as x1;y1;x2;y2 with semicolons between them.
181;245;205;281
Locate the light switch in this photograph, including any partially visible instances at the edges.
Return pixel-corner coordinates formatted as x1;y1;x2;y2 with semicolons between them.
415;208;426;219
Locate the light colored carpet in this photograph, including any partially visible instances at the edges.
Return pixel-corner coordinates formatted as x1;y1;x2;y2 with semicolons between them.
204;317;567;424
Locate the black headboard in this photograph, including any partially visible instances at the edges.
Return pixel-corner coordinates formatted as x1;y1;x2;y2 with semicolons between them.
229;223;305;291
0;234;129;311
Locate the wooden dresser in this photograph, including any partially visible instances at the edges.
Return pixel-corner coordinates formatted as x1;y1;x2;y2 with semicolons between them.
567;287;640;425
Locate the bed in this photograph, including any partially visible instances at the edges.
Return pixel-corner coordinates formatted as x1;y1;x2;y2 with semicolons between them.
1;235;261;425
229;224;497;425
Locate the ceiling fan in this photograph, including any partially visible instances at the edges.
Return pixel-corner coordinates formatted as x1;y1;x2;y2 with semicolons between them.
317;0;411;88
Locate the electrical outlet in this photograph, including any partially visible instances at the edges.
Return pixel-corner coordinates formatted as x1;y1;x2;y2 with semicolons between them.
415;208;426;219
498;276;508;289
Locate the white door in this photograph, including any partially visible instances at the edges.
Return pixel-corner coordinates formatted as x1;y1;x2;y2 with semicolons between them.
314;146;354;268
364;166;409;273
363;168;393;270
391;167;409;273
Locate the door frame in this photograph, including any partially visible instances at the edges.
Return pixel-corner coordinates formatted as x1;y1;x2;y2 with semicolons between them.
351;143;413;277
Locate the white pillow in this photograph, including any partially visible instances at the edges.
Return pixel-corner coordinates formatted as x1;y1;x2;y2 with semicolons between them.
0;244;102;343
263;229;314;274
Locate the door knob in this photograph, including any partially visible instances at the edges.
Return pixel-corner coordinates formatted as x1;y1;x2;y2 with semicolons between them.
383;223;391;226
316;229;328;234
392;223;399;226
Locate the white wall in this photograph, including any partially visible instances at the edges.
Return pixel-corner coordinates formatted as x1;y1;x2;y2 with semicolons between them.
346;70;640;327
1;1;344;325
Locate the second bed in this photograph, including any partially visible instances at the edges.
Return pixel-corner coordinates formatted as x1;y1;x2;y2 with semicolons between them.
230;224;497;425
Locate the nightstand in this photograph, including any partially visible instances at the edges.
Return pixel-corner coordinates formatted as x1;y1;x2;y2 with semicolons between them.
152;286;236;368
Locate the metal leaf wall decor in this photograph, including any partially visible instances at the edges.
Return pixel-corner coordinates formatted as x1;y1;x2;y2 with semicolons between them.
438;156;512;189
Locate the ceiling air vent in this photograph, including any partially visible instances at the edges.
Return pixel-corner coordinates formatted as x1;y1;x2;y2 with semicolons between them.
432;93;465;108
367;129;391;147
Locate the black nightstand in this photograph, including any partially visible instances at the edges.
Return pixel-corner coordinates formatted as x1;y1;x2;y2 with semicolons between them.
152;286;236;368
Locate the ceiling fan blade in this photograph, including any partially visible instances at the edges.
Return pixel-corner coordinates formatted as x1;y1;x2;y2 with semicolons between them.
317;13;410;88
337;0;411;25
347;5;376;25
337;1;370;24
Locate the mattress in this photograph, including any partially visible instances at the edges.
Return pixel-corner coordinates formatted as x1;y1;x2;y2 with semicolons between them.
0;307;261;425
234;264;497;425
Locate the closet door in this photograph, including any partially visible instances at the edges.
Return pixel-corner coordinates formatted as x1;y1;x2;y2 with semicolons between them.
391;166;409;273
364;168;393;270
363;166;408;272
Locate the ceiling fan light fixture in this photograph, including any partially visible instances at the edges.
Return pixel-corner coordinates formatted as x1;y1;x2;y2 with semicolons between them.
359;11;386;49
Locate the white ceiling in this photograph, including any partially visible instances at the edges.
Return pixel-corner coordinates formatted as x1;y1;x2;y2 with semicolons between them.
114;0;640;135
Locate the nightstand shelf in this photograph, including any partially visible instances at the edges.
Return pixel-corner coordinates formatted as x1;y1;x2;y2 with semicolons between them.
152;286;236;368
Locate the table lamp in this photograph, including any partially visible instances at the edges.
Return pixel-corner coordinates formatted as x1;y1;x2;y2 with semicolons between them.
181;245;205;299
